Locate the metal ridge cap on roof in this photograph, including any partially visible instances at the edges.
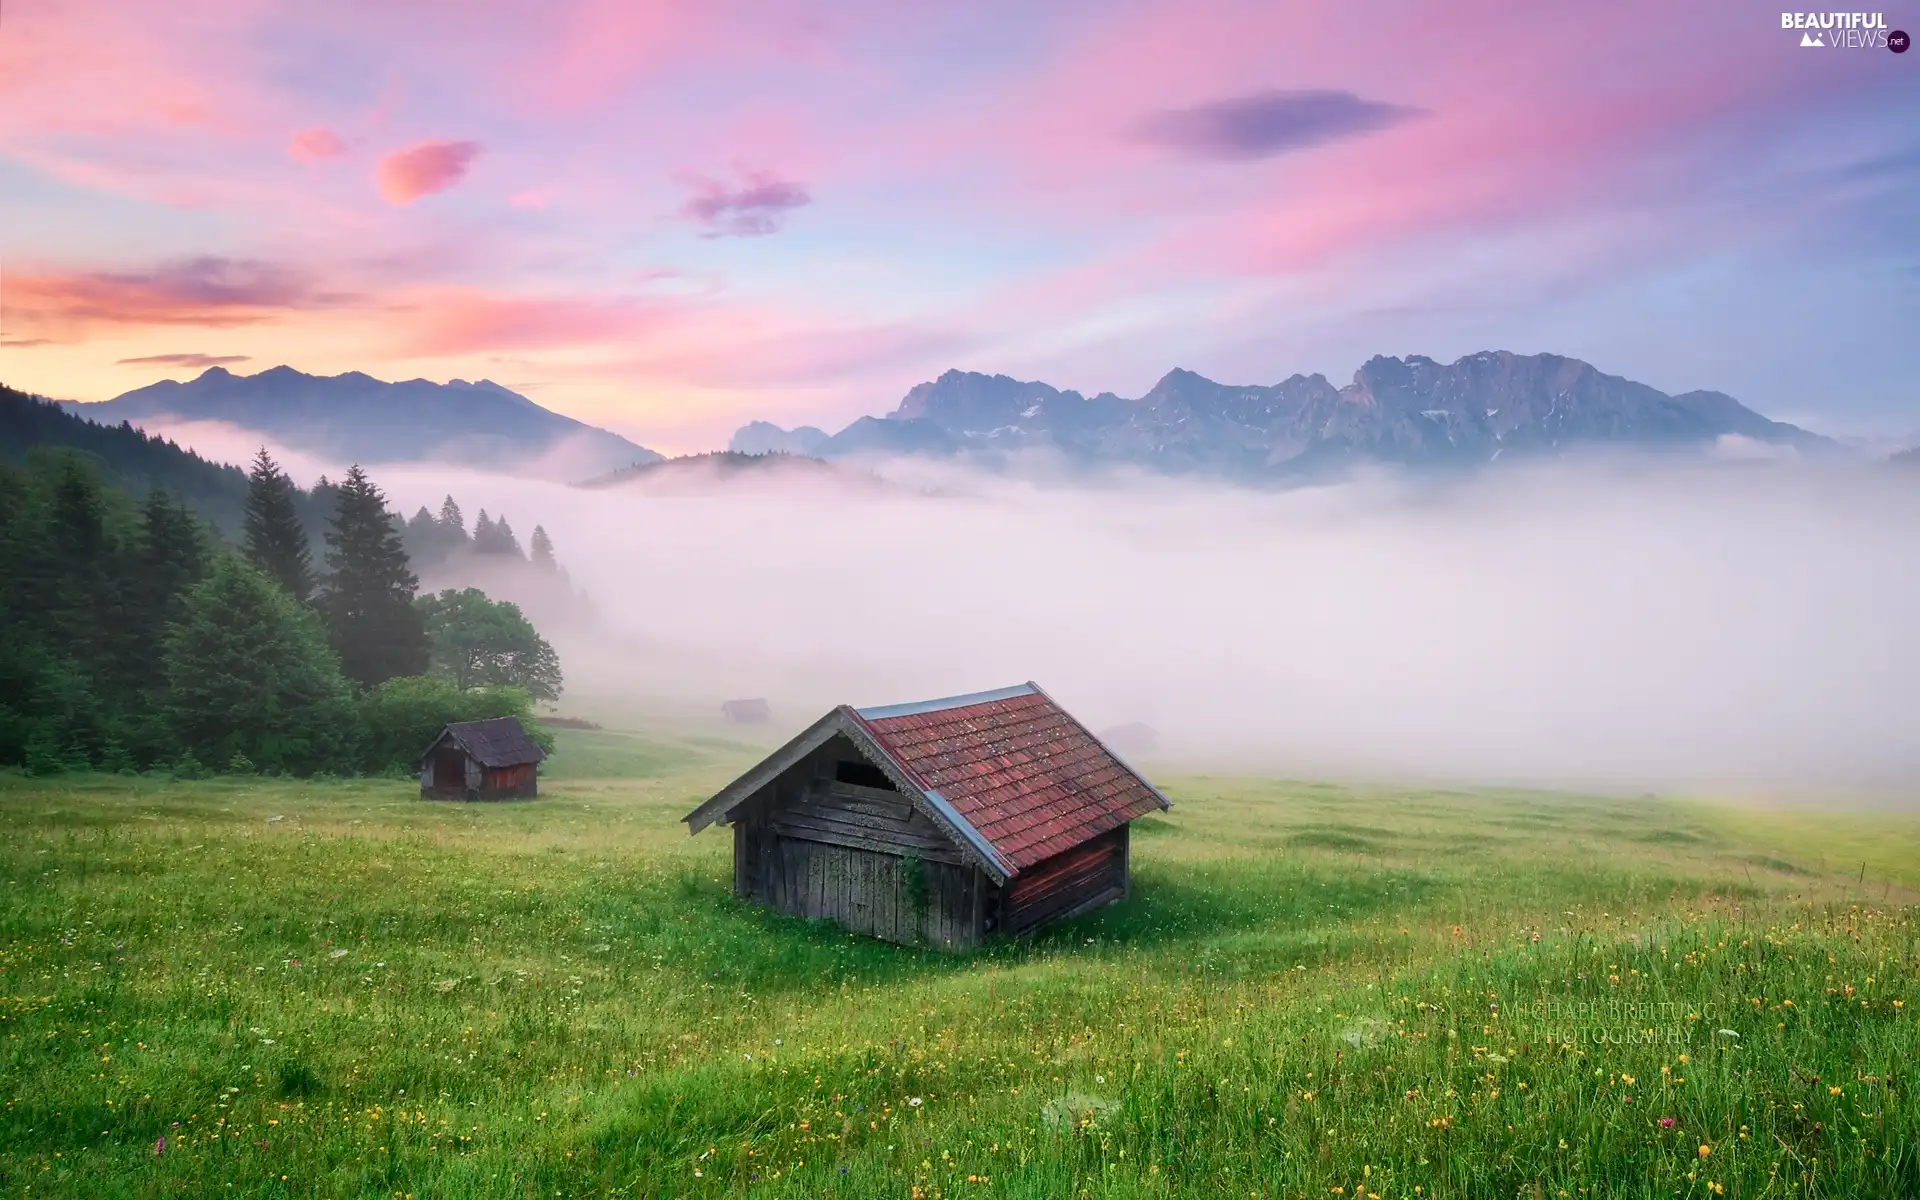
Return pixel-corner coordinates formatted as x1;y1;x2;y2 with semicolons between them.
852;681;1039;721
838;708;1013;882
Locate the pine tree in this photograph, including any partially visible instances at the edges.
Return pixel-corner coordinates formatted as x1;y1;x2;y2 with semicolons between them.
321;465;429;686
130;491;207;685
473;512;523;557
530;526;558;572
437;495;465;537
402;506;441;568
492;516;524;558
243;448;314;603
165;556;357;773
139;491;207;622
123;491;210;759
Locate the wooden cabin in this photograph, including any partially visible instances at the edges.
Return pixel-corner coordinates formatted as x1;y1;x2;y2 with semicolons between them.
721;698;773;724
683;682;1171;950
418;717;545;801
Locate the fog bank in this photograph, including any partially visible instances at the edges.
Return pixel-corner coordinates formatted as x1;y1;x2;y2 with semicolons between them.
385;456;1918;792
139;418;1920;792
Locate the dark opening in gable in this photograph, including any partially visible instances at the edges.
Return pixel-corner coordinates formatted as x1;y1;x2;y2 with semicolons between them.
835;759;896;791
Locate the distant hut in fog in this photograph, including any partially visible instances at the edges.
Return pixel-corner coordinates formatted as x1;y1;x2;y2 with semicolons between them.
721;698;772;724
419;717;544;801
683;682;1171;950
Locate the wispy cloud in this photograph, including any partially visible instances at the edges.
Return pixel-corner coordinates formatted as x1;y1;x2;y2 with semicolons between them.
681;169;811;237
5;257;325;340
376;141;483;205
1136;89;1423;161
289;127;348;162
117;352;253;368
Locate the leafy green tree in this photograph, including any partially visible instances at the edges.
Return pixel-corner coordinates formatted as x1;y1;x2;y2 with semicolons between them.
163;556;359;774
242;448;314;602
355;675;552;774
321;465;428;686
416;587;564;702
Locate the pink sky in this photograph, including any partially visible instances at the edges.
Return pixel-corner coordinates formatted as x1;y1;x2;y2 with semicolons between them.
1;0;1915;450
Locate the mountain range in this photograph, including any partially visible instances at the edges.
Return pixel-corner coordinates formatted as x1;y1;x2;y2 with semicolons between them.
63;366;662;479
732;351;1832;478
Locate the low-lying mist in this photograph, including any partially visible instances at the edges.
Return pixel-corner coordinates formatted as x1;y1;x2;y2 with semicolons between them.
153;419;1920;794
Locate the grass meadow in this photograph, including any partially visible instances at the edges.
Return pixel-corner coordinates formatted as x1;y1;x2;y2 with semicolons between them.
1;725;1915;1198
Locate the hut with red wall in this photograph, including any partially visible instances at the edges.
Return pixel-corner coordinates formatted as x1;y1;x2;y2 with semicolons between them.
683;682;1170;949
419;717;545;801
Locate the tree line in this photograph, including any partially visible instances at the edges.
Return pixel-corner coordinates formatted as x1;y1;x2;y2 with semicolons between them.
0;445;565;777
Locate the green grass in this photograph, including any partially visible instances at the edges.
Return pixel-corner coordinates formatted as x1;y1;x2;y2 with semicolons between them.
2;731;1916;1198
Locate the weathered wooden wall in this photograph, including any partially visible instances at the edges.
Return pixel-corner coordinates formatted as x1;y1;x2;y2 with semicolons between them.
727;734;1135;948
420;741;472;799
482;763;538;799
731;734;986;949
994;824;1129;936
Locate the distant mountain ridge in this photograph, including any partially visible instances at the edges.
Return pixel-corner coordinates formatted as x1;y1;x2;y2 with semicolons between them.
731;351;1830;478
65;366;662;479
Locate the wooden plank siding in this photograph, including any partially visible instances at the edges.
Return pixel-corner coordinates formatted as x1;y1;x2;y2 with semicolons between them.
725;730;1131;950
995;825;1129;936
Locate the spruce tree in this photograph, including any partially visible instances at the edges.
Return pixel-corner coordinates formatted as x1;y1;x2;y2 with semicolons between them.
473;512;523;557
321;465;429;686
242;448;314;603
140;491;206;604
437;495;465;538
131;491;207;681
492;516;523;558
402;506;441;568
530;526;558;572
165;556;357;773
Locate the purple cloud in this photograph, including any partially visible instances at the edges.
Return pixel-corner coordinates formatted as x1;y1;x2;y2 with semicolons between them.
681;169;811;237
1137;89;1422;161
117;352;253;367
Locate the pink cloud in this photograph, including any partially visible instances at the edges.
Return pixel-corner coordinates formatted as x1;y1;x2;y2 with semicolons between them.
376;140;482;205
392;288;670;357
508;188;554;211
118;352;252;367
5;257;327;341
289;127;347;162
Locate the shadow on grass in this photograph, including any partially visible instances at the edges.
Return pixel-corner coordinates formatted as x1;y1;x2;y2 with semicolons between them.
587;857;1446;996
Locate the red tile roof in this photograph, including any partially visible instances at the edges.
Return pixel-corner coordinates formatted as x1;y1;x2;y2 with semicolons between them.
848;683;1169;873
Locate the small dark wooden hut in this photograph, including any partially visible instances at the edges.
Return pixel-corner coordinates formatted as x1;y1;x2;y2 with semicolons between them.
721;698;772;724
418;717;545;801
683;682;1171;950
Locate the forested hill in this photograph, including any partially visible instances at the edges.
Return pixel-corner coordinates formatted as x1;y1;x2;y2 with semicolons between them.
0;382;330;540
4;380;570;579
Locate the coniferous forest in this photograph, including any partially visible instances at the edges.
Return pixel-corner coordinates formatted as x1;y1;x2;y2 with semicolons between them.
0;384;564;776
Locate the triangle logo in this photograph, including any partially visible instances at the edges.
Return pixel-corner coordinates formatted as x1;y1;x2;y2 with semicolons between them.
1800;30;1824;46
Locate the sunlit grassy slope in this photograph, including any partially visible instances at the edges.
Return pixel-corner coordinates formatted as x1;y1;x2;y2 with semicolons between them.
2;727;1916;1198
